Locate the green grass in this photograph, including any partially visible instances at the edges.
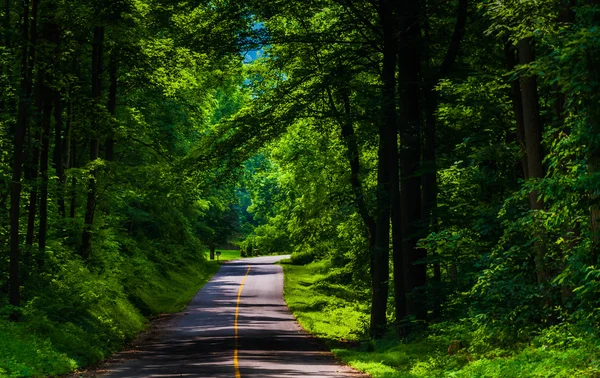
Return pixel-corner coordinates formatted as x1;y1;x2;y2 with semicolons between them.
282;260;600;378
0;250;222;377
204;249;241;262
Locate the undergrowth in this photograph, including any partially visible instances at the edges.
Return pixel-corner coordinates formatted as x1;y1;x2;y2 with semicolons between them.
0;239;227;377
282;260;600;378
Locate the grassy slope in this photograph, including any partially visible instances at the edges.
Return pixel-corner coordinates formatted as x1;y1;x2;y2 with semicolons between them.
282;260;600;378
0;250;240;377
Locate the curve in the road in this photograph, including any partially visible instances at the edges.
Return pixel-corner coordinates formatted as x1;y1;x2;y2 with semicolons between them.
98;255;368;378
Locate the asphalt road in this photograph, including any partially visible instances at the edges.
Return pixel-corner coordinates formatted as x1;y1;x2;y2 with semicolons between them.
99;255;368;377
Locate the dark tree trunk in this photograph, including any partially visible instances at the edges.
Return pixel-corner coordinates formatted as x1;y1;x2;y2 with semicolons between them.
209;245;215;260
37;20;59;268
10;0;38;308
340;91;376;242
422;0;468;320
504;41;529;180
398;0;426;322
38;79;52;270
369;0;400;338
106;57;116;161
517;37;547;285
69;141;77;219
66;92;76;219
81;26;104;258
54;88;66;217
51;24;65;218
587;0;600;262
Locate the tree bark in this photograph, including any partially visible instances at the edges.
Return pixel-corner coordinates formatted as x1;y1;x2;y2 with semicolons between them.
398;0;426;322
106;56;116;161
517;37;546;285
10;0;38;308
422;0;468;320
369;0;400;337
81;26;104;258
38;78;52;270
54;88;66;217
504;41;529;180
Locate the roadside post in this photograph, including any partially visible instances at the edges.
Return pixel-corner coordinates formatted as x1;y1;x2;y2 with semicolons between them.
216;251;222;261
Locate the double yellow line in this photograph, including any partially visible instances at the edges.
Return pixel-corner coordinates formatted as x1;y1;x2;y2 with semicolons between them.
234;266;251;378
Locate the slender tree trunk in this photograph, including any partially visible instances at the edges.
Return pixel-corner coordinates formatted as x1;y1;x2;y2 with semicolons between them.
54;89;66;217
517;37;547;286
504;41;529;180
38;79;52;270
422;0;468;320
587;0;600;262
25;71;43;248
106;57;116;162
69;141;77;219
51;24;65;218
398;0;426;322
10;0;37;308
66;91;76;219
369;0;400;337
81;26;104;258
340;91;376;242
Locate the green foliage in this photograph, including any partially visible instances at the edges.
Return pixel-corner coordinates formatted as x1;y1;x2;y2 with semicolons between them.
284;261;600;378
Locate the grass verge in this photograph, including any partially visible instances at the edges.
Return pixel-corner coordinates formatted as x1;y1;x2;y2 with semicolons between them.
0;251;222;377
204;249;241;262
282;260;600;378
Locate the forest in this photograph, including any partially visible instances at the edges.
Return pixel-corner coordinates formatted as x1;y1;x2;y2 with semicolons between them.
1;0;600;376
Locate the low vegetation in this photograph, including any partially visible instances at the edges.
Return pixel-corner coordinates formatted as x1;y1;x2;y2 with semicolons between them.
0;250;220;377
282;260;600;377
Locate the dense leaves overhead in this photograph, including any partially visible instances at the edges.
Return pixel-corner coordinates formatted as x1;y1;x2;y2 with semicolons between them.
3;0;600;376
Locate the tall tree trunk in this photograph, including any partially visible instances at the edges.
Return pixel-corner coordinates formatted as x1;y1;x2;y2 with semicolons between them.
38;79;52;270
398;0;426;322
10;0;38;308
340;91;376;244
69;141;77;219
587;0;600;263
422;0;468;319
51;24;65;218
504;41;529;180
517;37;547;286
25;70;43;248
65;91;76;219
369;0;399;337
81;26;104;258
54;89;66;217
106;57;116;162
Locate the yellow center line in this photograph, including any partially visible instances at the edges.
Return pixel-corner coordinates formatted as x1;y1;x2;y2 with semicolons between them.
234;265;251;378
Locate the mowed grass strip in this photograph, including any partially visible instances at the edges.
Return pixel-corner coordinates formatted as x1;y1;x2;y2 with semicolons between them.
204;249;241;262
281;260;600;378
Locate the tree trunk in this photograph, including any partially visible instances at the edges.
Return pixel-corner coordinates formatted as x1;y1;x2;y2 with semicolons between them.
422;0;468;320
369;0;399;337
54;88;66;217
504;41;529;180
209;245;215;260
38;79;52;270
52;24;65;218
398;0;426;322
10;0;37;308
106;57;117;161
587;0;600;262
81;26;104;258
340;91;376;243
517;37;547;285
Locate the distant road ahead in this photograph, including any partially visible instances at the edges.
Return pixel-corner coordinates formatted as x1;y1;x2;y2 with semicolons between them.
100;255;368;377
